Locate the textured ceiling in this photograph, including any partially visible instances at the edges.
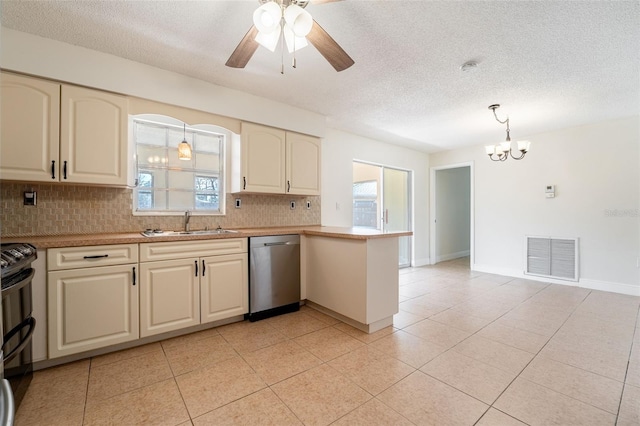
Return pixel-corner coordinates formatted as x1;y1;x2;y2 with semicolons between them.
2;0;639;153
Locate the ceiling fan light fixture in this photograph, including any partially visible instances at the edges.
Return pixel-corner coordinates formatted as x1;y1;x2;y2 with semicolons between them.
253;2;282;33
284;4;313;37
255;25;281;51
283;24;309;53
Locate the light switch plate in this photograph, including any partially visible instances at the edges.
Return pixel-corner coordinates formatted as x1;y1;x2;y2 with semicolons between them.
290;201;296;210
235;198;241;208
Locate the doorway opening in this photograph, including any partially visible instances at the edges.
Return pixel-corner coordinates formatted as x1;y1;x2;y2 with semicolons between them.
429;163;474;267
352;161;412;268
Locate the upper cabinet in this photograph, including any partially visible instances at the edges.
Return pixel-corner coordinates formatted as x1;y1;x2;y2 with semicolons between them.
60;85;128;186
233;122;320;195
0;72;129;186
0;73;61;182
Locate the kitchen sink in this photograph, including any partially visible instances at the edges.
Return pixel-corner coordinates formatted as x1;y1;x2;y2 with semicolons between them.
141;229;239;237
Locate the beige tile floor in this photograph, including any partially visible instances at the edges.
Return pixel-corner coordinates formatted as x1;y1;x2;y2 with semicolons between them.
16;257;640;425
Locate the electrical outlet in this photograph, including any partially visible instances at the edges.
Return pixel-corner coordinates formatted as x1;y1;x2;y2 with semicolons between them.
235;198;241;208
23;191;36;206
290;201;296;210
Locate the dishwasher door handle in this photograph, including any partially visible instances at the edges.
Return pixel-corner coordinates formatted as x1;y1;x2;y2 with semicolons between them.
263;242;293;246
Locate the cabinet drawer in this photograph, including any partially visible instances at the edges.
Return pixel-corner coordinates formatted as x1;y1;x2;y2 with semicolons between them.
48;244;138;270
140;238;247;262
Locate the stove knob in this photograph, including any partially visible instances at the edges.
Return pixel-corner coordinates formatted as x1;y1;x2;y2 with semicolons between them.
0;259;8;268
8;249;24;260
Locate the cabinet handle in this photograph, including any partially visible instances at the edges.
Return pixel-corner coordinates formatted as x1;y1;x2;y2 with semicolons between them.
83;254;109;259
195;260;198;276
243;176;246;190
202;259;206;276
287;180;291;192
63;160;68;180
132;266;136;286
51;160;56;179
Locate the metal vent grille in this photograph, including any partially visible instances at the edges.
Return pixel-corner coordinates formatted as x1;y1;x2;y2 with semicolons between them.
525;236;579;281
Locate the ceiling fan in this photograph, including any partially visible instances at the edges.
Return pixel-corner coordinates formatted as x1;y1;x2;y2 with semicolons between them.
226;0;354;72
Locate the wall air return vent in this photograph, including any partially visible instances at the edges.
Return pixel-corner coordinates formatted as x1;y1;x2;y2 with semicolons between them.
525;236;579;281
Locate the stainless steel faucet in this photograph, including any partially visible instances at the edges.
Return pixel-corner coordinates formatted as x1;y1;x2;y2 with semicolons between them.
184;211;191;232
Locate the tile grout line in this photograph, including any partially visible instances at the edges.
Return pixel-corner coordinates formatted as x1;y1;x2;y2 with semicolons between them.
614;304;640;425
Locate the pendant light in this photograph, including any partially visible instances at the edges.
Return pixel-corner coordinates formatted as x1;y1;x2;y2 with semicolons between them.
178;123;192;161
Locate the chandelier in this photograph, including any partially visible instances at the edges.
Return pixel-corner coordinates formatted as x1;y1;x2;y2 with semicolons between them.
253;0;313;63
485;104;531;161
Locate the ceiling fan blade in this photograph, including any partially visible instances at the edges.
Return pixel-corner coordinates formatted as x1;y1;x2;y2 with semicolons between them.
226;25;260;68
306;20;354;72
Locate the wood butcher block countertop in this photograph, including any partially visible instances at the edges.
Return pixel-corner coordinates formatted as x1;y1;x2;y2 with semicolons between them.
2;226;413;249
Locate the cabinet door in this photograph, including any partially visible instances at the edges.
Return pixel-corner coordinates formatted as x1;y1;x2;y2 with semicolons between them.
286;132;321;195
201;253;248;324
240;122;286;193
60;85;128;186
139;258;200;337
48;264;139;358
0;73;60;182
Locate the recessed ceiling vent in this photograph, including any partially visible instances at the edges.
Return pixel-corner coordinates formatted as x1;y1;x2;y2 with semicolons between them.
525;236;579;281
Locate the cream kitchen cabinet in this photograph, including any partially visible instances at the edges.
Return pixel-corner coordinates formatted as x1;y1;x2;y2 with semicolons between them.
47;244;139;359
139;239;248;338
1;72;60;182
0;72;129;186
233;122;320;195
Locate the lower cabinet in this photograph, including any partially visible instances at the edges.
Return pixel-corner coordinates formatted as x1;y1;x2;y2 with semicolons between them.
48;263;139;359
139;259;200;338
46;240;248;359
139;239;248;338
201;253;248;324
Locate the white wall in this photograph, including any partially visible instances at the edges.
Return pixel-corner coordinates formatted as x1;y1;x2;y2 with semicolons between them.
435;167;470;262
322;129;430;266
430;116;640;295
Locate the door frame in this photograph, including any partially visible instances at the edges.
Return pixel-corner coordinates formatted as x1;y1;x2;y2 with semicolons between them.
429;162;475;267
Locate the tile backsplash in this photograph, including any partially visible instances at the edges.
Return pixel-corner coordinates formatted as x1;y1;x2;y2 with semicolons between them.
0;182;321;237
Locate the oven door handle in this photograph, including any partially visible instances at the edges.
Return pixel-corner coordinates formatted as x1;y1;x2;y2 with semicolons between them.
2;317;36;365
1;268;35;299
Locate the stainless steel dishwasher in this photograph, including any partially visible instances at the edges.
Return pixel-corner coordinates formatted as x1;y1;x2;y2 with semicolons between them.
248;235;300;321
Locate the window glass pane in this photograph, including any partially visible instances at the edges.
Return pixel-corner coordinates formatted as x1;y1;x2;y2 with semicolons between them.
195;134;220;154
196;194;219;210
136;123;166;146
168;191;193;211
137;191;153;209
195;153;219;172
168;170;194;190
137;146;168;168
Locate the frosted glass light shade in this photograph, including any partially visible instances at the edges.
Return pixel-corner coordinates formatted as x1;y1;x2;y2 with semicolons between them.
178;140;192;160
253;2;282;33
283;24;308;52
284;4;313;36
517;140;531;152
499;141;511;152
485;145;496;155
255;26;281;52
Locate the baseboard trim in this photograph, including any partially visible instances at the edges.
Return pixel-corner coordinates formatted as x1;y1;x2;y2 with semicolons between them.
436;250;470;263
472;263;640;296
